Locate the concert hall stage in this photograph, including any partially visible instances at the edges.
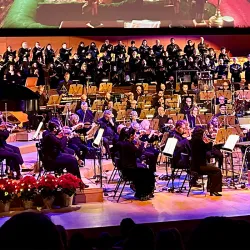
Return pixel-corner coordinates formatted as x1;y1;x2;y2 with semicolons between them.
1;138;250;238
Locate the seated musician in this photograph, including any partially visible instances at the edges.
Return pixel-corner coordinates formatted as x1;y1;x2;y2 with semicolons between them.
0;122;24;179
187;106;199;129
215;104;226;117
76;102;94;124
205;122;223;169
115;127;155;201
211;116;220;130
42;121;82;180
98;110;118;159
132;85;144;101
190;126;222;196
76;94;88;110
103;101;118;119
56;72;73;95
36;85;48;107
169;120;186;142
68;114;91;167
163;117;175;133
154;107;168;132
216;96;228;105
180;97;193;116
179;83;189;96
130;111;140;124
219;81;231;91
127;100;141;117
152;91;164;108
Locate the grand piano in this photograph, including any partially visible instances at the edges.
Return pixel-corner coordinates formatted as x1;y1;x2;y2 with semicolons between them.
0;84;40;125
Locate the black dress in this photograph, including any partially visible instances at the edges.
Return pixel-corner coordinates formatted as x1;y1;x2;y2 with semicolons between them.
190;137;222;193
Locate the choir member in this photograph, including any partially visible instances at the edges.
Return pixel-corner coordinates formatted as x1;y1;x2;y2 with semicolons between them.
114;40;126;59
100;39;113;56
44;44;55;65
184;40;195;59
77;41;88;61
32;42;44;63
230;57;242;82
3;46;16;63
59;43;72;63
243;54;250;83
139;40;150;60
152;40;164;58
18;42;31;63
218;47;230;65
128;40;139;57
167;38;180;59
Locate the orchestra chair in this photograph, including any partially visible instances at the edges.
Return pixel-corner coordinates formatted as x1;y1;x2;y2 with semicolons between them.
139;110;147;120
108;158;119;184
113;157;133;203
36;142;65;180
166;153;190;193
114;102;121;111
91;100;103;112
88;86;97;95
187;171;206;197
116;110;126;122
99;83;107;93
106;82;113;92
142;83;149;93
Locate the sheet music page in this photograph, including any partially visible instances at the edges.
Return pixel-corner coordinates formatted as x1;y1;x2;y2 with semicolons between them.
93;128;104;147
163;138;178;156
223;134;239;151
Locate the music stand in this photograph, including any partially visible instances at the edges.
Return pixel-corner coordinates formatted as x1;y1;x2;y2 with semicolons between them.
69;83;83;96
150;119;159;130
214;127;235;145
221;134;240;187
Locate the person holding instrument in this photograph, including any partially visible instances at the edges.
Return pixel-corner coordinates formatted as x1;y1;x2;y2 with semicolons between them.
190;126;222;196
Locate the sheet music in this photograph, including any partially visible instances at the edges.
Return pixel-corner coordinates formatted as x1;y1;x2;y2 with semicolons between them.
93;128;104;147
163;138;178;157
223;134;239;152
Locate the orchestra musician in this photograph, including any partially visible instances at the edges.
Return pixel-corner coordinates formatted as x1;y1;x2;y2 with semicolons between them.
98;110;118;159
154;106;168;132
76;102;94;124
41;121;83;180
190;126;222;196
57;72;73;95
180;97;193;115
114;127;155;201
187;106;199;129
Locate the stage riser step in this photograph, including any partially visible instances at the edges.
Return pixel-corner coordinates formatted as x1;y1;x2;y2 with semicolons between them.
75;188;104;203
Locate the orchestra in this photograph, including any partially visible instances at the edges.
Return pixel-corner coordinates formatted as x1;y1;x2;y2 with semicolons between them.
2;37;250;200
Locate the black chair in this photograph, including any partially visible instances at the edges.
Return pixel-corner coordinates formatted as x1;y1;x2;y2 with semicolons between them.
187;171;206;197
108;160;118;184
113;157;132;203
36;142;65;179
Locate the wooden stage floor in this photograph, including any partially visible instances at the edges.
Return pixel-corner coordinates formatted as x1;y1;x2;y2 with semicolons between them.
1;141;250;234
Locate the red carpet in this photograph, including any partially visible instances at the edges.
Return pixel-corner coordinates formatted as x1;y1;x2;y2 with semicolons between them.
208;0;250;27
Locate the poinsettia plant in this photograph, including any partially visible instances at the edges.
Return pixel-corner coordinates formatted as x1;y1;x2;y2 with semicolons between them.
18;176;38;201
58;173;82;197
0;179;16;204
37;175;58;198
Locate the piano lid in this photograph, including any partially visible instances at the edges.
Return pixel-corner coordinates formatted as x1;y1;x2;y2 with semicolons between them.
0;84;39;101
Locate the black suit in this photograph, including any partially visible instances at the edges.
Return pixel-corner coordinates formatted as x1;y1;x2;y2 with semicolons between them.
190;137;222;193
42;132;80;178
76;109;94;123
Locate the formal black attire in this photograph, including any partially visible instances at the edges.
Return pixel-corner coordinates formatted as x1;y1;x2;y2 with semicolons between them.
18;48;30;62
128;46;139;57
154;114;168;132
243;61;250;83
59;48;71;62
0;129;22;175
44;48;55;65
98;117;118;157
100;43;113;56
190;137;222;193
32;47;44;63
42;132;80;178
230;63;242;82
116;140;155;198
56;80;73;95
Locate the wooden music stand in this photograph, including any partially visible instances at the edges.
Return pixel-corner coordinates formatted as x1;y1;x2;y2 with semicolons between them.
200;91;215;101
69;84;83;96
126;109;133;119
116;110;126;121
218;115;235;126
47;95;62;106
5;112;29;127
62;102;77;114
236;90;250;100
25;77;38;92
196;114;206;125
216;90;232;99
150;119;159;130
214;127;235;145
232;124;243;136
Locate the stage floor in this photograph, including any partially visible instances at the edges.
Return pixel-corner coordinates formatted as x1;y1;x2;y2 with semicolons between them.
1;141;250;231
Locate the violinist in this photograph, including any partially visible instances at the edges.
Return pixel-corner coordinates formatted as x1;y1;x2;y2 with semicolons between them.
130;111;140;124
187;106;199;129
0;122;23;179
154;106;168;132
42;121;82;180
103;101;118;119
205;122;223;169
163;117;175;133
169;120;186;142
190;126;222;196
115;127;155;201
76;101;94;124
98;110;118;159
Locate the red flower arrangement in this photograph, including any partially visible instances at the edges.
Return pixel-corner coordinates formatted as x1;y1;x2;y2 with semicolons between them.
0;179;16;204
58;173;82;197
37;175;58;198
18;175;38;201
